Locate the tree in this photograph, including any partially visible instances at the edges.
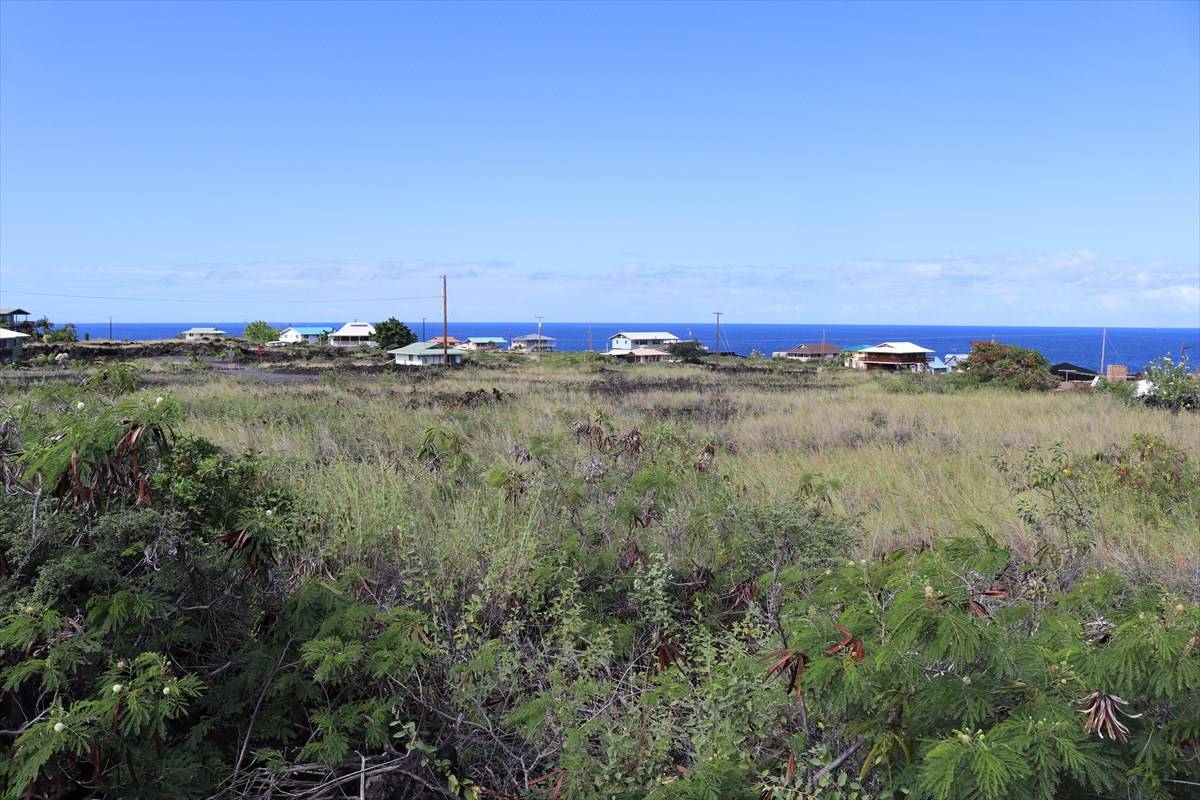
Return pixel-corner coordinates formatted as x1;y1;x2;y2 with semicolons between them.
666;340;708;363
953;340;1057;391
373;317;417;351
44;323;78;343
243;321;280;342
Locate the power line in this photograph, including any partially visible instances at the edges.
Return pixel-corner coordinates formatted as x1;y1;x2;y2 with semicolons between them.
0;288;443;304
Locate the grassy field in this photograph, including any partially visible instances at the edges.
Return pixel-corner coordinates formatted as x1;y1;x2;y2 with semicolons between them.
156;358;1198;578
3;356;1198;799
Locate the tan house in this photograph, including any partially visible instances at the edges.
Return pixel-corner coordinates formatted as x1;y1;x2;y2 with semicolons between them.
853;342;935;372
774;342;840;361
614;346;671;364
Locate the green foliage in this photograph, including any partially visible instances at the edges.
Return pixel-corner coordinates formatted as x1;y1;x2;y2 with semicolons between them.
950;340;1058;391
84;361;142;395
1142;355;1199;410
242;320;280;342
373;316;418;351
780;534;1199;800
667;339;709;362
43;323;78;343
1;366;1194;800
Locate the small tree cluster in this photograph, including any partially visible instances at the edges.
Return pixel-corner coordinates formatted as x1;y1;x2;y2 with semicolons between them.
241;320;280;342
373;317;418;351
950;341;1057;391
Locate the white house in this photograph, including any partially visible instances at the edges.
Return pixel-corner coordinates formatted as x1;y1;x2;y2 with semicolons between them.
329;321;376;347
510;334;556;352
181;327;227;341
0;327;29;363
389;341;466;366
278;326;333;344
607;331;681;353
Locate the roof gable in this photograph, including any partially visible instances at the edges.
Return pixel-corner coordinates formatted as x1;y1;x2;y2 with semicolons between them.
861;341;934;354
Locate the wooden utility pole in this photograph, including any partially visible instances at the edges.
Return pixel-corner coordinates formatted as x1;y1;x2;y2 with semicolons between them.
713;312;722;357
441;275;449;365
421;317;426;341
108;316;112;340
1100;327;1107;376
536;316;544;354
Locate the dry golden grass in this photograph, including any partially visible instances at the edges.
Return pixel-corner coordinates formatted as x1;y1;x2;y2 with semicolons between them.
160;359;1198;576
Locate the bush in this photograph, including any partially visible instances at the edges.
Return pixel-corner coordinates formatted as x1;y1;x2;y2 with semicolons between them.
43;324;78;344
242;320;280;342
1142;356;1199;411
952;341;1057;391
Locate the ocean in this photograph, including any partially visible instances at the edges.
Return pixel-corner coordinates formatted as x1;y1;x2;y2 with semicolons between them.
71;321;1199;373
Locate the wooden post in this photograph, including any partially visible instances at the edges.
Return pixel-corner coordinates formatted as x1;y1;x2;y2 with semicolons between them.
442;275;448;365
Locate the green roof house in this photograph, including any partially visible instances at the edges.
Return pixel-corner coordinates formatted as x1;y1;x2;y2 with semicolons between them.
388;341;466;366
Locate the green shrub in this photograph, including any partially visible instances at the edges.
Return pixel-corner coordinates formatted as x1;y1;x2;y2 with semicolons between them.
951;341;1057;391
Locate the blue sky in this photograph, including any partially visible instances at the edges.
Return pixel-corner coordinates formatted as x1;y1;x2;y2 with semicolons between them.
1;0;1197;327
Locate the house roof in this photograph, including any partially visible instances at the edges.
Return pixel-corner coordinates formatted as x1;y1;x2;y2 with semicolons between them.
787;342;840;355
181;327;226;335
609;331;680;340
388;342;466;356
331;321;375;337
512;333;555;341
846;344;874;351
0;327;30;339
928;357;948;370
467;336;506;343
624;347;670;356
944;353;970;361
427;335;461;344
283;326;333;335
1050;362;1098;378
0;308;30;316
860;341;934;354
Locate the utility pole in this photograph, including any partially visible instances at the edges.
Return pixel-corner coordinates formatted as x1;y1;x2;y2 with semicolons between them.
1100;327;1107;376
713;312;722;357
587;325;592;352
421;317;426;341
441;275;449;365
536;316;544;354
821;328;826;346
108;316;112;340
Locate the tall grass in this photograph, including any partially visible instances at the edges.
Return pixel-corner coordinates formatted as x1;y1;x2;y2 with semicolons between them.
138;360;1200;578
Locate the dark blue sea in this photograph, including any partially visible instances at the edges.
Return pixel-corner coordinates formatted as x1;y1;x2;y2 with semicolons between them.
72;321;1199;373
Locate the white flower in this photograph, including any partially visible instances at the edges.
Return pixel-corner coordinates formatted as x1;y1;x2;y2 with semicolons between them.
265;509;274;517
23;605;34;614
53;722;65;733
76;401;85;410
112;684;123;694
162;686;171;696
155;396;163;405
924;585;934;599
